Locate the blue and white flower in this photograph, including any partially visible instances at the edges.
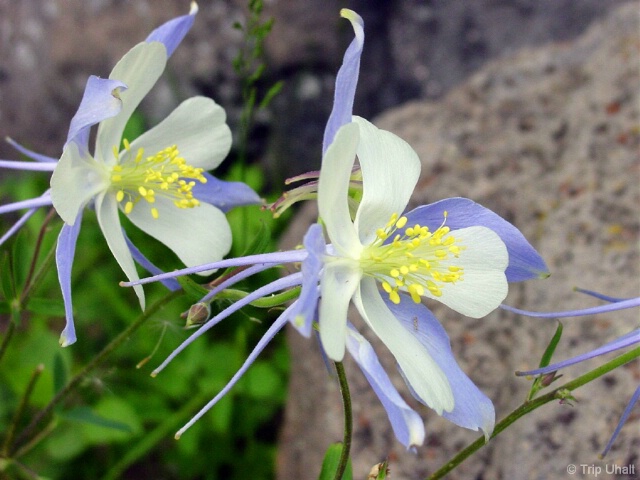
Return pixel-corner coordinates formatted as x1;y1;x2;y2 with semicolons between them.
0;2;260;346
124;9;548;447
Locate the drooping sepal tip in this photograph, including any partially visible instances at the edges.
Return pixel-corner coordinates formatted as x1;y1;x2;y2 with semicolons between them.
340;9;364;40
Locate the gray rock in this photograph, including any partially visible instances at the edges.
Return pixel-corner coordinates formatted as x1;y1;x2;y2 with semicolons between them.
277;2;640;479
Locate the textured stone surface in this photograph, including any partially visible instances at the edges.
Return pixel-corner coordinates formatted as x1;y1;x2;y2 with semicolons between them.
1;0;629;181
277;3;640;479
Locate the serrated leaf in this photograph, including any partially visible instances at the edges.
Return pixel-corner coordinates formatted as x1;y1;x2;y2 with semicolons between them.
26;297;66;317
318;443;353;480
62;406;132;433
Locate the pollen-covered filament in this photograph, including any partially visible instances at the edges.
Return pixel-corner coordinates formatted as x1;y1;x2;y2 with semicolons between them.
110;139;206;219
361;212;465;304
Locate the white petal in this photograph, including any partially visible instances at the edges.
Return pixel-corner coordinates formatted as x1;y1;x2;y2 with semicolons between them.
431;226;508;318
352;116;421;246
128;96;231;171
95;42;167;165
95;193;145;309
126;196;231;275
50;142;110;225
319;260;361;361
354;277;453;414
318;122;362;257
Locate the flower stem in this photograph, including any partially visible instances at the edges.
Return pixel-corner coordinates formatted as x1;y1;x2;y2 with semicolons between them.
426;345;640;479
1;364;44;456
20;208;56;301
11;289;182;455
333;361;353;480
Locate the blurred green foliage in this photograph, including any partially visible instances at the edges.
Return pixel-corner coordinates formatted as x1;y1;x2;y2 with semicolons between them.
0;138;290;480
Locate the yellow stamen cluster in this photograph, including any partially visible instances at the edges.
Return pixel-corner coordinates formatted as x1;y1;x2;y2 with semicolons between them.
362;212;465;304
110;139;206;219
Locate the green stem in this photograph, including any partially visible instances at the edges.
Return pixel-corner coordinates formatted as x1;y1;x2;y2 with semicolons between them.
20;208;56;302
1;364;44;456
333;361;353;480
12;290;182;454
0;323;16;365
427;346;640;480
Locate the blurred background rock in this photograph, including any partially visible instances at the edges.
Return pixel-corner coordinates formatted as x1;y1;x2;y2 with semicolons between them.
0;0;631;184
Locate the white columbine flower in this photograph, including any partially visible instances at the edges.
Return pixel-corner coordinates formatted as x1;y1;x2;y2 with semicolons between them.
0;3;260;346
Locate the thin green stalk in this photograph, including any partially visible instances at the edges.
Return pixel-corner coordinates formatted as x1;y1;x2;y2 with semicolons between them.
0;323;16;364
20;208;56;300
333;361;353;480
12;289;182;454
1;364;44;456
427;345;640;479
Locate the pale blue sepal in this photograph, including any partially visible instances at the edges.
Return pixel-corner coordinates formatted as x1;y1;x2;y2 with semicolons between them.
0;160;57;171
66;76;127;149
5;137;57;163
388;295;496;438
0;195;54;215
403;197;549;282
501;297;640;318
322;9;364;153
191;173;262;213
0;209;37;247
145;1;198;57
345;324;425;450
123;230;181;292
175;306;291;438
286;224;325;337
517;328;639;376
152;273;303;375
56;210;84;347
601;385;640;457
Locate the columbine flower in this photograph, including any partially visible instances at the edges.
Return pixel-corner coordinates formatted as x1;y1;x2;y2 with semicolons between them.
124;9;548;448
506;291;640;457
0;2;260;346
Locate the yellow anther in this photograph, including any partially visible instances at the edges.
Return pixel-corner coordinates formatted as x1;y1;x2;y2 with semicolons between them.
382;281;392;293
151;207;159;219
110;141;205;218
395;216;408;229
389;290;400;304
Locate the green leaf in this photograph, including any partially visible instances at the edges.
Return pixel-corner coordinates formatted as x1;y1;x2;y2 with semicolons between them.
177;275;209;301
62;406;133;433
25;297;66;317
528;321;564;400
538;321;563;368
318;443;353;480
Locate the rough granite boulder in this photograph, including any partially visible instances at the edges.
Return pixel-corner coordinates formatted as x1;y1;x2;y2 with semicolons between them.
277;3;640;479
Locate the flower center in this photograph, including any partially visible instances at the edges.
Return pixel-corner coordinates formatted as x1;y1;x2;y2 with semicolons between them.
109;139;206;219
360;212;465;304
